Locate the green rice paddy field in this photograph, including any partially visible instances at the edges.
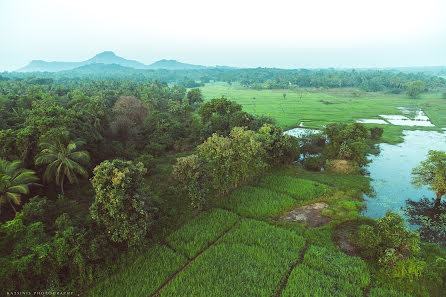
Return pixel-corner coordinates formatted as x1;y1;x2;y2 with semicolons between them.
87;166;444;297
201;82;446;144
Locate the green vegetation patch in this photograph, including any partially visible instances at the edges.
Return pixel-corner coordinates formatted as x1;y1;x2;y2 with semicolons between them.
368;287;413;297
87;244;187;297
303;245;371;288
216;186;296;219
159;219;305;297
166;208;239;258
257;175;329;202
220;218;306;263
281;264;362;297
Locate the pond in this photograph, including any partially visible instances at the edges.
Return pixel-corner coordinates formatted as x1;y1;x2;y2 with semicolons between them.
362;130;446;236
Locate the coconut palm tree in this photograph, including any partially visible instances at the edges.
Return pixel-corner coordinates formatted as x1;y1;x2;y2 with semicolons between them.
35;132;90;195
0;159;38;213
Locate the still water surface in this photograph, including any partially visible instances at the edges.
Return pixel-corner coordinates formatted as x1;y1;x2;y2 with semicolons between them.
362;130;446;223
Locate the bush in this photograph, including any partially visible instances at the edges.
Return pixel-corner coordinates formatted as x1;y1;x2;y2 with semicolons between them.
134;154;155;173
356;212;420;266
303;155;325;171
370;127;384;140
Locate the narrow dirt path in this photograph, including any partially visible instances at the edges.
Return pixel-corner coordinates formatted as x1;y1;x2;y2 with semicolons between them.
274;243;309;297
150;219;240;297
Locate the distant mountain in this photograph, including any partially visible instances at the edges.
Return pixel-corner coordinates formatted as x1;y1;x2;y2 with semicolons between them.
85;51;146;69
17;51;209;72
60;63;139;75
146;59;207;70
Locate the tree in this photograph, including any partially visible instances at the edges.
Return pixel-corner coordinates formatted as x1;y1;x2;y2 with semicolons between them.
35;131;90;195
406;80;425;99
0;159;38;213
110;96;149;141
90;159;156;246
412;150;446;204
186;88;203;106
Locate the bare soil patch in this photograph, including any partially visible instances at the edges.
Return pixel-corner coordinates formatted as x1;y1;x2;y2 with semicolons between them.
278;202;330;228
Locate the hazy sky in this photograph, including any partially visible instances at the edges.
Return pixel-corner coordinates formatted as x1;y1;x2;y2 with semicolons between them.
1;0;445;71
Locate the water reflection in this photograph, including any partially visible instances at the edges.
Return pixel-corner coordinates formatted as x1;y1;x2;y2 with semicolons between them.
404;197;446;248
362;130;446;220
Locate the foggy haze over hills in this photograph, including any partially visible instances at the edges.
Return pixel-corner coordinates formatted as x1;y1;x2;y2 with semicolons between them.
1;0;445;71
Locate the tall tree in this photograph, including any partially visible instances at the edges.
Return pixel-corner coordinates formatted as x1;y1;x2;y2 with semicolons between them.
0;159;38;213
35;132;90;194
412;150;446;204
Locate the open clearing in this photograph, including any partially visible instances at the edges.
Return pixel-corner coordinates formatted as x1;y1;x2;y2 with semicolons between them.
201;82;446;144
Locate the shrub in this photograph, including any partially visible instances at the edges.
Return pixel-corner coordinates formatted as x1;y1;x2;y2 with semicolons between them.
303;155;325;171
370;127;384;140
356;212;420;266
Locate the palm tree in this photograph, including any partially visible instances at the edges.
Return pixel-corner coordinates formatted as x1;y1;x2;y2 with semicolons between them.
0;159;38;213
35;132;90;195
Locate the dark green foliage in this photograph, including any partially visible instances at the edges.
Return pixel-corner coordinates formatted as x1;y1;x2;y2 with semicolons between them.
356;212;420;266
303;155;326;171
0;196;116;294
406;80;425;98
299;132;326;158
257;124;300;166
303;245;371;288
90;160;156;247
166;209;239;258
324;123;372;167
370;127;384;140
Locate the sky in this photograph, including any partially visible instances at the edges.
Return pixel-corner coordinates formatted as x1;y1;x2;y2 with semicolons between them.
1;0;445;71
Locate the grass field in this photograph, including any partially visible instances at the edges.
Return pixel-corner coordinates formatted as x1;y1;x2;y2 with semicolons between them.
201;82;446;144
166;208;239;258
87;165;444;297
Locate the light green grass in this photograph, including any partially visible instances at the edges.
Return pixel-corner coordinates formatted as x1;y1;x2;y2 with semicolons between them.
219;218;306;263
273;165;372;194
216;186;296;219
87;245;187;297
256;175;329;203
281;264;363;297
166;208;239;258
201;82;445;144
303;245;371;288
159;219;305;297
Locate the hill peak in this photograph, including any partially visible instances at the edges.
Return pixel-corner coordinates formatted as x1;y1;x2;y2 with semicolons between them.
93;51;117;58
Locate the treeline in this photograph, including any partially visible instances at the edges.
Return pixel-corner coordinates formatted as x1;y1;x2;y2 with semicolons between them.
2;66;444;92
